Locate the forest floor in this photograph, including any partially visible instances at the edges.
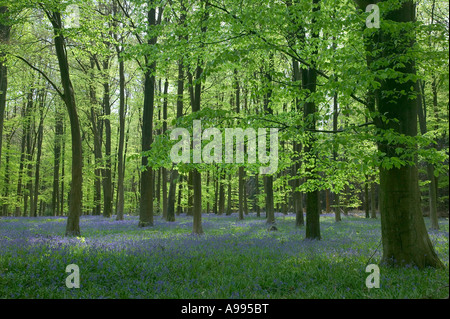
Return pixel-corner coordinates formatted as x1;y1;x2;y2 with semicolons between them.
0;213;448;299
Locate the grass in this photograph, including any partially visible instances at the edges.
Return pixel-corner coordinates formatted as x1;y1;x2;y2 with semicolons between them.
0;212;448;299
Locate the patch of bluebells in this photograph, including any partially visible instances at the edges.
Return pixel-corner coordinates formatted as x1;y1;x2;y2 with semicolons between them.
0;213;448;298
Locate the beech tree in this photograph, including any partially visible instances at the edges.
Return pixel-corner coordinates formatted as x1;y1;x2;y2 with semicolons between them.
0;5;11;170
355;0;444;268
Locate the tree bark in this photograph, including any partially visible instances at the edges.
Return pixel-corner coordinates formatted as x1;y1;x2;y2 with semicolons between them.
24;91;34;217
101;59;112;218
364;180;369;218
87;57;102;216
1;130;12;216
32;90;45;217
417;81;439;230
0;6;11;171
218;169;225;215
52;105;63;216
355;0;443;268
263;57;275;226
116;49;126;220
139;6;157;227
15;115;26;217
161;78;169;220
226;172;232;215
370;179;377;218
45;10;82;236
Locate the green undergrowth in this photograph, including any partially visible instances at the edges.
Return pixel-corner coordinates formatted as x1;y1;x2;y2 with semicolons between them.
0;214;448;299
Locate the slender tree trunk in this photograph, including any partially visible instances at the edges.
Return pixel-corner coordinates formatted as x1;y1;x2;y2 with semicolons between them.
243;176;248;215
176;173;183;215
52;105;63;216
24;91;34;217
218;169;225;215
0;6;11;171
44;10;83;235
370;179;377;218
343;185;349;216
32;93;45;217
255;173;260;217
116;50;126;220
325;189;330;214
213;171;219;214
187;171;193;216
166;61;183;221
88;57;102;216
364;180;369;218
2;132;12;216
417;81;439;230
263;57;275;226
15;120;26;217
167;2;186;221
332;78;341;222
187;2;208;235
161;78;169;220
139;7;157;228
167;170;177;221
101;59;112;218
303;0;321;239
205;171;210;214
60;118;66;216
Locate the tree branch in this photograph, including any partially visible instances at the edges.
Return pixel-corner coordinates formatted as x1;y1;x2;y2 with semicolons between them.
205;0;368;107
14;55;64;99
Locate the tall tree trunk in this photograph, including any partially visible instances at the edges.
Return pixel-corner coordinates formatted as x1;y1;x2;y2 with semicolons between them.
88;57;102;216
139;6;157;227
167;2;186;222
0;6;11;171
32;91;45;217
263;57;275;226
190;67;203;233
213;170;219;214
303;0;321;240
45;10;83;236
325;189;330;214
161;78;169;220
102;59;112;218
176;173;183;215
187;171;193;216
116;49;126;220
355;0;443;268
52;105;63;216
243;176;248;215
218;169;225;215
233;69;245;220
166;170;177;221
417;81;439;230
167;60;184;222
24;90;34;217
15;117;26;217
189;2;209;235
332;79;341;222
364;179;369;218
255;173;260;217
370;179;377;218
226;173;232;215
60;117;66;216
343;185;349;216
2;131;12;216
